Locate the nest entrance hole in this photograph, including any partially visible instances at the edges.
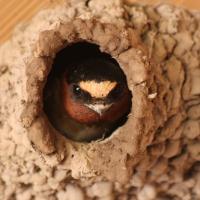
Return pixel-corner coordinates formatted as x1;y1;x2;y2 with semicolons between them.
43;41;131;142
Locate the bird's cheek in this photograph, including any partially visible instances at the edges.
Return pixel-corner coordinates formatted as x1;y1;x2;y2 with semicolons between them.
101;104;123;122
102;94;131;122
64;96;100;124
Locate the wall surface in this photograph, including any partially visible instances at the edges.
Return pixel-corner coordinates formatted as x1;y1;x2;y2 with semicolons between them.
0;0;200;44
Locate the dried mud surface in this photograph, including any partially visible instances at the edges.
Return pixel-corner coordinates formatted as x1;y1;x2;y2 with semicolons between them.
0;0;200;199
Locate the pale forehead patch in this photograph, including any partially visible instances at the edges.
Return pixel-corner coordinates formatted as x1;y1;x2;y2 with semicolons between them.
79;80;117;98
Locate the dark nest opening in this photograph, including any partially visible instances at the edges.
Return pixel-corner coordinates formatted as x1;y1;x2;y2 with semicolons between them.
43;41;132;142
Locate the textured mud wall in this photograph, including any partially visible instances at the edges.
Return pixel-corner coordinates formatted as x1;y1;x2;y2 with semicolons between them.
0;0;200;200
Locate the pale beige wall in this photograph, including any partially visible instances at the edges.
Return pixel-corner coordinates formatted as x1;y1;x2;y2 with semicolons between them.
0;0;64;44
0;0;200;44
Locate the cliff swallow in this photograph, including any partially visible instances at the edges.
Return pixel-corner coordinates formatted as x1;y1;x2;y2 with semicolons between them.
44;57;131;142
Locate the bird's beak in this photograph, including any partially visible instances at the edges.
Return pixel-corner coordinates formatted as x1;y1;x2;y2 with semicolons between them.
85;103;113;116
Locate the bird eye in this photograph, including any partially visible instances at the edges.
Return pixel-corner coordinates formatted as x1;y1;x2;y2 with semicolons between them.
72;84;92;102
73;85;82;96
109;85;122;99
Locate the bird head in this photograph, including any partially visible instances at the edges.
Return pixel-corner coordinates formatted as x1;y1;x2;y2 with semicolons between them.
61;58;131;124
